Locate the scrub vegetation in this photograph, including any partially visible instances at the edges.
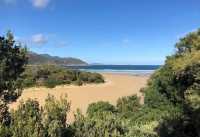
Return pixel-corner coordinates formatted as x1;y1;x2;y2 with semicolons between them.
0;29;199;137
22;65;104;88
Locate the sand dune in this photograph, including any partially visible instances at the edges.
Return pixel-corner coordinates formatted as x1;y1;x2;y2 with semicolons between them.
9;73;149;122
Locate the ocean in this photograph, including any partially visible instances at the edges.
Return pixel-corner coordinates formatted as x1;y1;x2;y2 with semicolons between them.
66;65;160;75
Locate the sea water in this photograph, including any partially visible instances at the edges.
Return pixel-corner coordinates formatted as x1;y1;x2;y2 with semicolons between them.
66;65;160;75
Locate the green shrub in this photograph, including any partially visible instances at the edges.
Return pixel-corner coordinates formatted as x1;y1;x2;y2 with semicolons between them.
72;110;128;137
9;94;71;137
87;101;116;117
42;94;71;137
10;99;45;137
87;73;105;83
116;95;141;114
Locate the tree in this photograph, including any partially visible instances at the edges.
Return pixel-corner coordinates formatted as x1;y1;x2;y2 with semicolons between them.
0;31;27;103
0;32;27;135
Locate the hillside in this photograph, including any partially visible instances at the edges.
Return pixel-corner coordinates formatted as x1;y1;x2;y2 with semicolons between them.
28;52;88;65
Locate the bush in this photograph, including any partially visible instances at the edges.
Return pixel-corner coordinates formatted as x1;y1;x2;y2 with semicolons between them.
10;99;45;137
116;95;141;113
72;110;128;137
42;94;71;137
9;94;71;137
87;101;116;117
87;73;105;83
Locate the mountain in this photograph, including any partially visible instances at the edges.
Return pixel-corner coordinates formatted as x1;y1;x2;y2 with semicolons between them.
28;52;88;66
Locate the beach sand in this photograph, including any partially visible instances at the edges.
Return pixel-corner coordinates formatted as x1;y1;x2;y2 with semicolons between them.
9;73;149;123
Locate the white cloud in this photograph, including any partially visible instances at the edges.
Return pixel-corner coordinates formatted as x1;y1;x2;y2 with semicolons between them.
31;34;47;45
31;0;50;8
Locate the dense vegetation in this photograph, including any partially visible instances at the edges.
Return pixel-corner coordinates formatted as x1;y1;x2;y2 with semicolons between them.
0;31;27;103
22;65;105;88
0;29;200;137
0;95;72;137
28;52;87;66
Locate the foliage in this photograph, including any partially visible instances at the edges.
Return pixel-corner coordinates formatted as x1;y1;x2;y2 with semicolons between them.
0;124;11;137
116;95;141;116
157;113;196;137
0;101;11;126
72;97;167;137
87;101;116;117
143;29;200;137
22;65;104;88
0;31;27;103
72;110;128;137
9;94;70;137
0;31;27;136
10;99;45;137
42;94;70;137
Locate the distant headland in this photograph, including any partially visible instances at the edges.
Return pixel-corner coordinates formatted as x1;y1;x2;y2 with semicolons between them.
28;51;88;66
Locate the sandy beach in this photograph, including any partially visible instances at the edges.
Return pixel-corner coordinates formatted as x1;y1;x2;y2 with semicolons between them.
9;73;149;122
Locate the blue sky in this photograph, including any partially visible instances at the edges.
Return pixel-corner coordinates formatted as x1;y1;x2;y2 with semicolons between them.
0;0;200;64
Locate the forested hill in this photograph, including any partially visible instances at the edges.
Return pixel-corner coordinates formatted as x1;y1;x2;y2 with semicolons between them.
28;52;88;65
